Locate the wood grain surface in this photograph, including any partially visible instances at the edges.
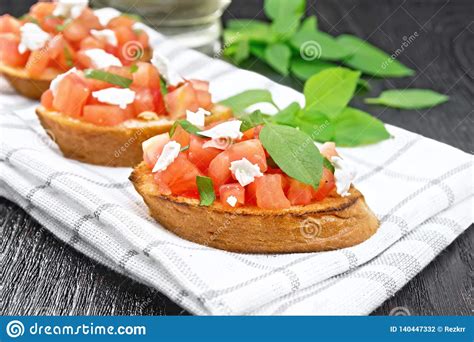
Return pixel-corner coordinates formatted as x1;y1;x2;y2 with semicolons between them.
1;0;472;315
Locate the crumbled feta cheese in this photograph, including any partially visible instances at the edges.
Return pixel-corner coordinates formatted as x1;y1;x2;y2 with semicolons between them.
331;156;356;197
83;49;122;69
152;141;181;173
90;29;118;46
186;107;211;127
53;0;88;19
94;7;121;26
92;88;136;109
151;50;184;86
226;195;238;207
18;23;50;54
49;67;77;96
198;120;243;140
229;158;263;187
132;22;148;32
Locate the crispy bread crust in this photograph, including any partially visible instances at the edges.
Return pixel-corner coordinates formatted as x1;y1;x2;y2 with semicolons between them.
36;104;232;167
0;47;152;99
130;162;380;253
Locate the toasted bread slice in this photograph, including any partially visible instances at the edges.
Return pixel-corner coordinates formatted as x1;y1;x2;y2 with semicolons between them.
0;47;153;100
130;162;379;253
36;104;232;167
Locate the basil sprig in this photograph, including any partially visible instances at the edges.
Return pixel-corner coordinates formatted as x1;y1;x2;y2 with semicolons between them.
84;69;133;88
365;89;449;109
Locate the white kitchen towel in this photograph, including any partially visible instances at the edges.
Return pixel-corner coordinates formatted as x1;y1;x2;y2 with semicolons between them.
0;23;472;315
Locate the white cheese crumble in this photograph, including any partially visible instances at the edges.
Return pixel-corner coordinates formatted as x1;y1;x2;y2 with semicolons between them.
93;7;121;26
150;50;184;86
229;158;263;187
49;67;77;96
53;0;88;19
92;88;136;109
83;49;122;69
198;120;243;140
132;22;148;32
18;23;50;54
331;156;356;197
226;195;238;207
90;29;118;46
186;107;211;127
152;141;181;173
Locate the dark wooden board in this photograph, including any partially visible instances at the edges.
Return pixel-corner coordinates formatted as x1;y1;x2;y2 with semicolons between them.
1;0;473;316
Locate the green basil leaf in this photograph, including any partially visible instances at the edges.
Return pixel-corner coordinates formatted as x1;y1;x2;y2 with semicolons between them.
290;29;352;61
196;176;216;206
219;89;278;116
180;145;190;152
63;46;74;67
224;20;276;45
299;16;318;32
84;69;132;88
365;89;448;109
130;64;138;73
249;42;266;59
260;124;324;189
271;14;301;39
232;40;250;64
264;43;292;75
159;76;168;95
172;120;201;136
290;58;337;80
355;79;371;94
332;107;391;146
295;110;334;142
304;67;360;118
56;18;72;32
264;0;306;22
271;102;301;126
337;34;415;77
240;110;270;132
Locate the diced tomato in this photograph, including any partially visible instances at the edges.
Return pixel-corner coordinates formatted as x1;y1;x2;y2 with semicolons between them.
153;154;202;196
142;133;170;167
170;125;190;147
255;174;290;209
52;73;90;118
312;168;336;201
80;36;105;50
40;89;54;109
132;87;155;114
188;79;212;109
164;82;199;119
208;151;232;189
63;21;89;42
245;182;257;205
0;15;21;34
42;16;63;33
227;139;267;172
44;35;64;60
54;41;75;70
188;135;221;172
107;16;135;29
0;34;28;67
132;62;160;88
76;8;101;30
287;178;313;206
113;26;136;46
150;87;167;115
30;3;55;21
219;183;245;207
319;142;339;159
83;104;131;126
25;49;50;77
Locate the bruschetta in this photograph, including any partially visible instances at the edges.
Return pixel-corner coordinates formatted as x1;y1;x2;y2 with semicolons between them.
130;121;379;253
36;60;232;167
0;2;151;99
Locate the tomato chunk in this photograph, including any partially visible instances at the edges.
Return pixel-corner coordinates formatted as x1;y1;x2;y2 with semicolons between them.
63;21;89;42
52;73;90;118
132;62;160;89
165;82;199;119
0;15;21;34
83;104;131;126
40;89;54;109
255;174;290;209
0;34;29;67
170;125;190;147
312;168;336;201
188;135;221;172
142;133;170;168
219;183;245;207
287;178;313;206
208;151;232;189
153;154;202;196
25;49;50;77
228;139;267;172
